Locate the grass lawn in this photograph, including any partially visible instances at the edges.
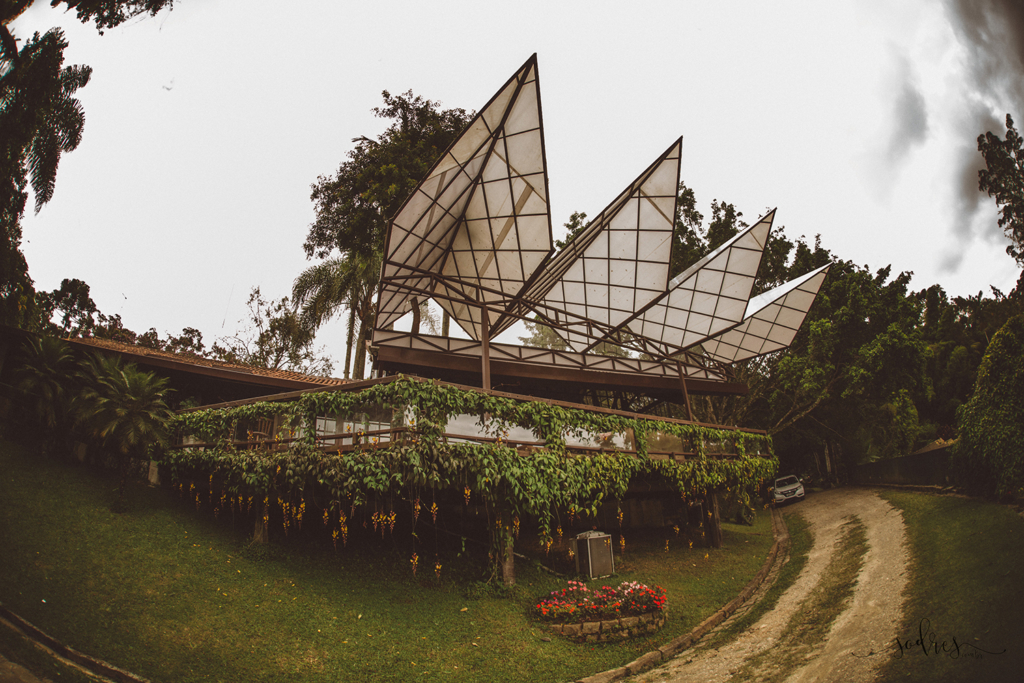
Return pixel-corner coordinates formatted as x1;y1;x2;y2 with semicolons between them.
0;440;776;683
878;490;1024;683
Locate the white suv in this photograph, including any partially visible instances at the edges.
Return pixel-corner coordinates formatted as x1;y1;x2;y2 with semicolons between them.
772;475;805;505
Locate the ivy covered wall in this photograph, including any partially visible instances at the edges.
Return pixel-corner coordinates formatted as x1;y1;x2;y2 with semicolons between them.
163;377;776;579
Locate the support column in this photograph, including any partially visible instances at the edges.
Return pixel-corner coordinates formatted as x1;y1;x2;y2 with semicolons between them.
677;361;694;421
410;297;420;335
480;305;491;392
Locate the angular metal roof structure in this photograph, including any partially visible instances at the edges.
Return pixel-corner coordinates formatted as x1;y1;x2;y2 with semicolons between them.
376;54;552;341
618;210;775;357
371;55;829;405
503;139;682;349
697;264;831;363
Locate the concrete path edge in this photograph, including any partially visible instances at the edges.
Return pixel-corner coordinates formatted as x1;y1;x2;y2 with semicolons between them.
576;507;792;683
0;605;151;683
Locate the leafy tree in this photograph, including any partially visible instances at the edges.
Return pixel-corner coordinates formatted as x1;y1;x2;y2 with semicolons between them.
553;210;588;251
519;317;569;350
705;199;747;251
669;182;706;277
304;91;471;260
978;114;1024;265
298;91;469;374
34;277;97;335
91;311;138;343
952;313;1024;498
212;287;333;377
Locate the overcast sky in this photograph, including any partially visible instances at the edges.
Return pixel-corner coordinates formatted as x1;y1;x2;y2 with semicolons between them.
12;0;1024;373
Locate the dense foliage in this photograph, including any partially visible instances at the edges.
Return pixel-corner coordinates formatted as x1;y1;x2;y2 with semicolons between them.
951;314;1024;498
163;377;776;574
521;182;1017;479
10;336;174;505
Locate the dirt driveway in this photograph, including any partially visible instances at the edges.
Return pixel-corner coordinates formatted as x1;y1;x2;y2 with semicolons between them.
632;487;909;683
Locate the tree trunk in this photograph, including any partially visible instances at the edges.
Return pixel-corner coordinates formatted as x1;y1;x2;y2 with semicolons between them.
501;533;516;586
707;490;723;549
353;322;368;380
441;310;450;337
253;498;269;544
343;305;356;379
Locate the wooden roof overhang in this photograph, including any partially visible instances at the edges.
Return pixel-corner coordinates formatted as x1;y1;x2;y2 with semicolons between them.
65;338;346;397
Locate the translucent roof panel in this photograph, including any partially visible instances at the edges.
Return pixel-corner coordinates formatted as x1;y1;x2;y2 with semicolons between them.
500;139;682;349
621;210;775;355
376;55;553;339
698;264;830;363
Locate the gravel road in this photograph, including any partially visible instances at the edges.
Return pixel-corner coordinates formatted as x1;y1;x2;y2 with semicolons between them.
631;487;909;683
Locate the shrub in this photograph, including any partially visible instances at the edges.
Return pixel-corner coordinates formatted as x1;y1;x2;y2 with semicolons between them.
534;580;667;623
952;313;1024;498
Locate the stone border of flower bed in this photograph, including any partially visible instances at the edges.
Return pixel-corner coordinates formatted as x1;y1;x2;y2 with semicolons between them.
548;610;667;643
575;506;790;683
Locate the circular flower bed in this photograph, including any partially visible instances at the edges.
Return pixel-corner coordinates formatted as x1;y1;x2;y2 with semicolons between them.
534;580;668;642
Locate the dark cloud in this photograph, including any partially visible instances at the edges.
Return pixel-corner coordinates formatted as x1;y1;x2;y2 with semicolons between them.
945;0;1024;103
886;58;929;166
942;0;1024;262
942;106;1001;271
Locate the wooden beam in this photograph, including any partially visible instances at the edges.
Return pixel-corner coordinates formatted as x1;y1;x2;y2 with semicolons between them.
410;297;420;335
375;345;748;398
480;305;491;391
677;361;694;421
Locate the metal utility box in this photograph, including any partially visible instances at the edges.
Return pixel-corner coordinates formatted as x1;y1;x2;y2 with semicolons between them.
572;530;615;578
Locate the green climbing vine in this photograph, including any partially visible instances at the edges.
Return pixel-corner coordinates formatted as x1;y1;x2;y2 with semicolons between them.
163;376;776;572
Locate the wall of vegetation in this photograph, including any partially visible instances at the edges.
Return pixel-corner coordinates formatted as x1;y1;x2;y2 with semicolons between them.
164;377;776;568
952;314;1024;499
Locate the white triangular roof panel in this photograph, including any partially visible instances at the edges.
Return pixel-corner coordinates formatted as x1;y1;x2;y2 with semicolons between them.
700;265;830;363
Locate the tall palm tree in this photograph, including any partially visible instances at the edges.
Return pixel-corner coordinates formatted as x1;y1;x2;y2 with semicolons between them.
77;354;172;508
1;28;90;327
1;27;91;213
292;251;380;380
